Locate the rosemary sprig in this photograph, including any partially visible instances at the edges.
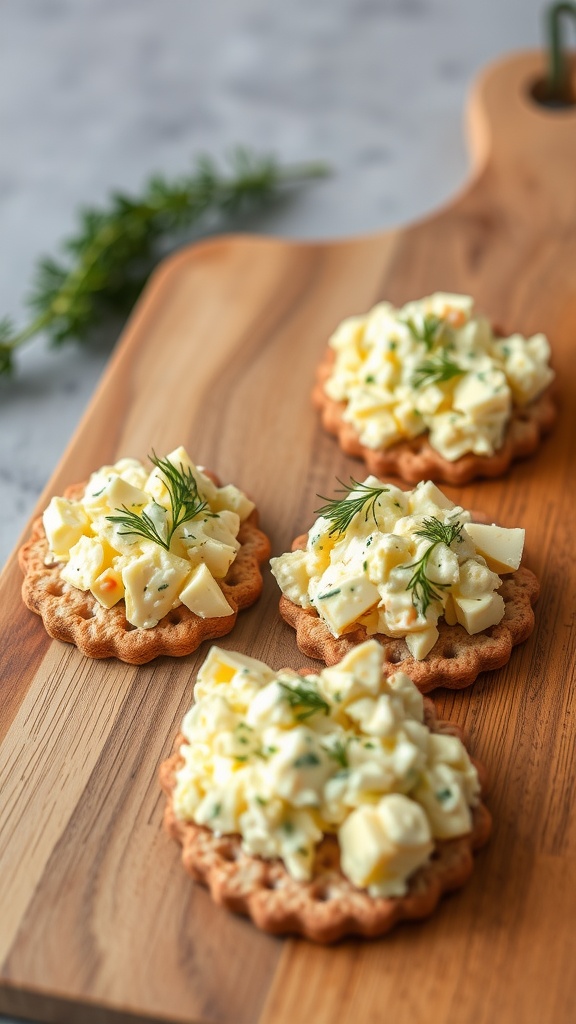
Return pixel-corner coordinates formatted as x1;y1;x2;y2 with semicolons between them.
105;451;208;551
405;516;464;615
277;680;330;721
0;149;328;376
410;350;464;390
403;313;445;351
315;478;390;537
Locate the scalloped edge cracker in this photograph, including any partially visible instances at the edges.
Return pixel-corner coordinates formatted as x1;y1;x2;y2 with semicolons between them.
160;706;491;943
278;532;539;692
19;479;271;664
313;348;557;485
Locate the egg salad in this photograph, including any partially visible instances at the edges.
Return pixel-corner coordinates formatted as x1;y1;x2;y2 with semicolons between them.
324;292;554;461
172;640;481;897
42;447;255;629
270;478;525;660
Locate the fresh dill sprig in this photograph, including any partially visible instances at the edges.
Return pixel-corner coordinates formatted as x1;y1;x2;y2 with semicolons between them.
410;350;464;390
403;313;445;351
405;516;464;616
148;452;209;533
315;478;390;537
0;149;328;376
277;680;330;721
323;737;349;768
413;517;464;549
106;502;169;549
105;451;208;551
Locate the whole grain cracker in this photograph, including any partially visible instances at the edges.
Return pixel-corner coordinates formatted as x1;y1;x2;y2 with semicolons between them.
19;480;271;664
314;347;557;485
277;534;539;692
160;704;492;943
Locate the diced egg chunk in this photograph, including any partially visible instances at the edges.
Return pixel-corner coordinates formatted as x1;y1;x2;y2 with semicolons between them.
366;534;412;581
83;475;148;516
408;480;456;514
320;640;384;702
192;538;239;579
464;523;524;574
405;626;439;660
212;483;255;521
201;510;241;547
42;497;90;559
60;536;109;590
179;563;234;619
313;575;380;635
339;794;433;896
196;646;276;690
90;565;125;608
270;550;313;608
122;546;192;628
453;592;505;634
452;369;510;420
414;764;474;839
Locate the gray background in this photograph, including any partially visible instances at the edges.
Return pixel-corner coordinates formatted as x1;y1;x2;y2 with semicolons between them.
0;0;553;572
0;1;557;1017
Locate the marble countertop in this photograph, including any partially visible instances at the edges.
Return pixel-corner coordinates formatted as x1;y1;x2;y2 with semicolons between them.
0;0;550;572
0;2;553;1018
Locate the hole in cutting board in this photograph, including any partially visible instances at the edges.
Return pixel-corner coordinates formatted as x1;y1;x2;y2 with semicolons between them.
529;75;576;108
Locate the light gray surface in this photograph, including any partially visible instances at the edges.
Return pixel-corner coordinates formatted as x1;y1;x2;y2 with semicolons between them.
0;0;551;572
0;0;550;1020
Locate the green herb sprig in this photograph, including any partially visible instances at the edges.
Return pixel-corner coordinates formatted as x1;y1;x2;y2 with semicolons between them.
105;451;208;551
323;737;349;768
403;313;445;351
0;149;328;376
315;478;390;537
410;350;464;390
405;516;464;615
277;680;330;721
106;502;169;550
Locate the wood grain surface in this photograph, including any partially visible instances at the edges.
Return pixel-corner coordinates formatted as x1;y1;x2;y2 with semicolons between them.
1;51;576;1024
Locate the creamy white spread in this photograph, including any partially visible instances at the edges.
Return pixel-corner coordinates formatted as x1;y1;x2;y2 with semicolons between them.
172;641;481;896
42;446;255;628
270;479;525;660
324;292;554;460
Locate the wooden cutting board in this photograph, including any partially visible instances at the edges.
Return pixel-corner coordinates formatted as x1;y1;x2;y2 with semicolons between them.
1;51;576;1024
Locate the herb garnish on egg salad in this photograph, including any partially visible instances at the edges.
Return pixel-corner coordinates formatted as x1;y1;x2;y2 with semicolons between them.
42;447;256;629
270;478;525;661
323;292;555;461
172;640;483;897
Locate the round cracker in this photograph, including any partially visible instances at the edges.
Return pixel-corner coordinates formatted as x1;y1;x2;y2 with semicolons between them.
160;704;492;944
314;347;557;485
277;534;539;692
19;479;271;664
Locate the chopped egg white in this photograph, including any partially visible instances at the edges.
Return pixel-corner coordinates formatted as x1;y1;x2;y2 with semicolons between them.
324;292;554;460
172;641;481;896
42;446;255;628
271;478;525;659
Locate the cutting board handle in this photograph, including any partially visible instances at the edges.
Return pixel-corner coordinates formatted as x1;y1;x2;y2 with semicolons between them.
467;51;576;200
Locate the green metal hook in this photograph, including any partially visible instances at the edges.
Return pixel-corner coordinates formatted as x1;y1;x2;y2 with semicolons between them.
545;1;576;101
